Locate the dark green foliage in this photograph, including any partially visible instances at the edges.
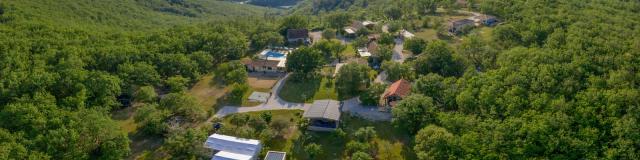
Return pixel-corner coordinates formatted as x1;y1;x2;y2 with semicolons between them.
335;63;373;98
351;151;373;160
323;28;337;39
304;143;323;159
270;118;292;136
385;6;403;20
286;47;325;79
165;75;190;93
376;44;394;62
392;94;438;134
359;83;386;106
414;125;457;160
227;83;250;105
354;127;377;142
458;35;497;71
326;12;352;29
134;104;169;135
134;86;158;103
381;61;413;82
404;38;427;55
313;39;346;62
189;51;214;73
377;33;395;45
160;92;206;121
280;15;309;34
118;62;162;88
261;112;273;123
414;40;465;77
164;128;208;159
250;31;284;50
215;61;248;85
346;141;371;155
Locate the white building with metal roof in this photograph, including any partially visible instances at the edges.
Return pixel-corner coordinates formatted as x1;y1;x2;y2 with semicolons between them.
204;134;262;160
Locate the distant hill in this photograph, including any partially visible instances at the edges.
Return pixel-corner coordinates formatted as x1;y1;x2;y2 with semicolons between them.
248;0;302;7
0;0;276;31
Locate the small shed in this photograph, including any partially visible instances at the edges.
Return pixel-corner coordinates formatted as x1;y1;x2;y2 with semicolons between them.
400;30;415;39
303;100;341;131
248;92;270;103
264;151;287;160
357;48;372;57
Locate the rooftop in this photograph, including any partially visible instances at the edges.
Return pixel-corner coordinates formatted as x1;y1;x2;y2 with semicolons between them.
207;134;261;145
450;19;475;26
204;134;261;157
213;151;253;160
264;151;287;160
303;100;341;121
383;79;412;99
287;29;309;39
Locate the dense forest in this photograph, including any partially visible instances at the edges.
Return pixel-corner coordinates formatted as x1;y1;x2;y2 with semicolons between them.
0;0;281;159
1;0;639;159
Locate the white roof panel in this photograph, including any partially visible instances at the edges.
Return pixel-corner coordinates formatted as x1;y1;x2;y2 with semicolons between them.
204;134;261;156
213;151;253;160
345;28;356;34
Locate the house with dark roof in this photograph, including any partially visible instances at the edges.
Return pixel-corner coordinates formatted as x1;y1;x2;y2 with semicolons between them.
379;79;412;111
286;29;309;44
303;100;341;131
448;19;475;35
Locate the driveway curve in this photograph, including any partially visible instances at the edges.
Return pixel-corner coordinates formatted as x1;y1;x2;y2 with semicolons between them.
214;74;392;122
214;74;309;117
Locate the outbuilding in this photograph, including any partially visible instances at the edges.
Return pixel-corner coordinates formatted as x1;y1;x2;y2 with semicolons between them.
303;100;341;131
204;134;262;160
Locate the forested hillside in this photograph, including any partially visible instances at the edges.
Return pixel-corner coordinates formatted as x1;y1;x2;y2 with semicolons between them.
0;0;280;159
1;0;639;159
0;0;272;31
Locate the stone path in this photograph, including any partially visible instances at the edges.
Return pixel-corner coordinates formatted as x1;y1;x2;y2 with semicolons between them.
392;38;406;62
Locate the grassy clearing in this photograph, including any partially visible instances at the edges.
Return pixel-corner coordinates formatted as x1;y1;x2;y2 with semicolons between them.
247;74;279;92
221;110;305;156
189;74;228;112
278;76;338;103
415;29;439;41
292;115;415;159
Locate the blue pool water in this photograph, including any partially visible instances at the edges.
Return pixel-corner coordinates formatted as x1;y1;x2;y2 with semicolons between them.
265;51;285;58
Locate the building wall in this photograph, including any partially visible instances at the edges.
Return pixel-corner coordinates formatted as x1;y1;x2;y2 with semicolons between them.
247;65;284;73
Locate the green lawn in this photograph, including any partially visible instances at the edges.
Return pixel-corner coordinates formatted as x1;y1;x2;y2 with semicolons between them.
414;29;439;41
342;45;357;59
291;115;415;159
278;76;338;103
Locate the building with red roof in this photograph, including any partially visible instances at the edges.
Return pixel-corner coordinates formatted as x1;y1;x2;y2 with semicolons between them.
379;79;412;111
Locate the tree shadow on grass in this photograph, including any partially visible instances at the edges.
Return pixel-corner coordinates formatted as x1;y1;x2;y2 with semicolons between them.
278;76;321;103
126;131;165;160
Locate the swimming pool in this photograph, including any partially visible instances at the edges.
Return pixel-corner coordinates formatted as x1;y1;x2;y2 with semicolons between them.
264;51;286;58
